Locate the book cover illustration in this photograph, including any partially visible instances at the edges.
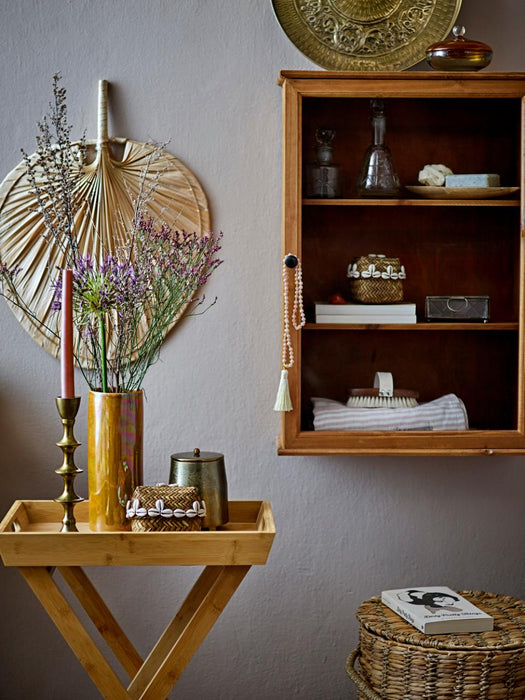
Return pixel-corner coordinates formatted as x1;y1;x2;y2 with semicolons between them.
381;586;494;634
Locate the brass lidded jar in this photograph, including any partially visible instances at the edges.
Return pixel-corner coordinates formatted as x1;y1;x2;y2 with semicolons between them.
169;448;228;529
426;26;493;71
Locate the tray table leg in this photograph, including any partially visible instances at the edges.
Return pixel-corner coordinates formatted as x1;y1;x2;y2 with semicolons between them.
18;566;129;699
17;564;251;699
127;564;251;700
58;566;143;678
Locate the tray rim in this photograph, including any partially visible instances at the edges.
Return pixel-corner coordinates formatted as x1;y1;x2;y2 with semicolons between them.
0;499;276;567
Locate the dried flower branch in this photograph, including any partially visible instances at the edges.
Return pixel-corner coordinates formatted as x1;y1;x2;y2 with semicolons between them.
21;73;86;264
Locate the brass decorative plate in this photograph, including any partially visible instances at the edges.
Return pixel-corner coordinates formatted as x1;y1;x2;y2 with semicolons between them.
272;0;462;71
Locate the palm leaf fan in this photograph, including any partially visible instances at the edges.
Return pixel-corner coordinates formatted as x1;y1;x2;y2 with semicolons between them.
0;79;210;363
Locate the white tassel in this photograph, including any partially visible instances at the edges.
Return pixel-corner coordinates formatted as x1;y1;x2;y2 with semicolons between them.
274;369;293;411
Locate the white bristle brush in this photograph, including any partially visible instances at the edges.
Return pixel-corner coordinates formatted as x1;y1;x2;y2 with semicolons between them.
346;372;419;409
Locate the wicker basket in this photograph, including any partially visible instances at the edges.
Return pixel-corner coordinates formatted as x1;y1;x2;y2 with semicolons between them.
346;591;525;699
347;254;405;304
126;485;205;532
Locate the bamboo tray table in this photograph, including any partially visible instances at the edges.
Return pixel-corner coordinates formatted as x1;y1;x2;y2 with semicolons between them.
0;499;275;699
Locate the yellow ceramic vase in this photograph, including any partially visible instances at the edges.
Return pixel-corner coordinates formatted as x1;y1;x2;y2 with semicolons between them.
87;390;143;531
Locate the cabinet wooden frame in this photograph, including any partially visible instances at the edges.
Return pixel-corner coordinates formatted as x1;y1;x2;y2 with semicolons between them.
277;71;525;456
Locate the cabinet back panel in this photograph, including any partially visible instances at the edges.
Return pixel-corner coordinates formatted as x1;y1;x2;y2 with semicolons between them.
301;329;518;431
302;206;520;321
302;98;522;198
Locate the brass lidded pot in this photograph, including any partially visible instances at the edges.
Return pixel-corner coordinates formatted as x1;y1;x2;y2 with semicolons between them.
426;26;493;71
169;448;228;529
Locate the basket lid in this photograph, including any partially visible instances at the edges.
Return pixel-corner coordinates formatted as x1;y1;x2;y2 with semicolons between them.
357;591;525;651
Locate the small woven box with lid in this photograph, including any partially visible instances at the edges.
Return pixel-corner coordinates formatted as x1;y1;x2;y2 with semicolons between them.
126;485;206;532
347;254;406;304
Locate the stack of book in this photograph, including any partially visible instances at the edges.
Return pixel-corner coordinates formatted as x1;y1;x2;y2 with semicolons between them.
315;302;417;324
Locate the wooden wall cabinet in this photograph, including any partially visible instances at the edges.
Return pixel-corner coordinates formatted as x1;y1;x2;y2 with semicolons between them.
277;71;525;456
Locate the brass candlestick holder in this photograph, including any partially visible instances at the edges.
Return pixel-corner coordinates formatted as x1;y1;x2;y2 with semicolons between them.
54;396;84;532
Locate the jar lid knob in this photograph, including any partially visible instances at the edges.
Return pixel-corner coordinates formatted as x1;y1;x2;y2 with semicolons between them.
193;448;200;457
453;25;466;38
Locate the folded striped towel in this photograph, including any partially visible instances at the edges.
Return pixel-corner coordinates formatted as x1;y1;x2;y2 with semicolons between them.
312;394;468;431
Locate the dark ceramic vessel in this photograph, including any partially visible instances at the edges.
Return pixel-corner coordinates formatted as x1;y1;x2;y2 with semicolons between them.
426;26;493;71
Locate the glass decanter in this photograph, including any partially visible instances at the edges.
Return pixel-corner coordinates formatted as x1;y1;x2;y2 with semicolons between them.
304;128;341;198
356;99;400;198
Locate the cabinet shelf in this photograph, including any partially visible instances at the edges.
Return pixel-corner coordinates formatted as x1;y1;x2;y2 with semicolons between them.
305;322;519;331
278;71;525;456
276;432;525;457
303;198;520;207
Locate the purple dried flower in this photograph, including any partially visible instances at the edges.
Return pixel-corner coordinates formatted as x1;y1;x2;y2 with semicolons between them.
0;263;22;280
56;218;223;391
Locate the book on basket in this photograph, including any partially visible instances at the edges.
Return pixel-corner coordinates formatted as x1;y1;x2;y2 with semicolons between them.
315;302;416;324
381;586;494;634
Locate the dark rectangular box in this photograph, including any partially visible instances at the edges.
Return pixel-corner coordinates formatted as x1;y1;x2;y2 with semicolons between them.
425;296;490;322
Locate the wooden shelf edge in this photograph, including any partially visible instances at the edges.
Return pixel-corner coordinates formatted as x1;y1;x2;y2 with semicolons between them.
305;322;518;331
277;447;525;456
277;432;525;456
303;198;520;207
279;71;525;83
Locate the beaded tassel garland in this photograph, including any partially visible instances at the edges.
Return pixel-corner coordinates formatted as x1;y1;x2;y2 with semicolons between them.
274;254;305;411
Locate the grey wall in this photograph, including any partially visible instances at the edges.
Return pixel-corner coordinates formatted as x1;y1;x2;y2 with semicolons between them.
1;2;524;698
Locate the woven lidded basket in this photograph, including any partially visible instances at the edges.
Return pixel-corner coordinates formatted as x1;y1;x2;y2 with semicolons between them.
126;485;205;532
347;591;525;699
347;254;405;304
